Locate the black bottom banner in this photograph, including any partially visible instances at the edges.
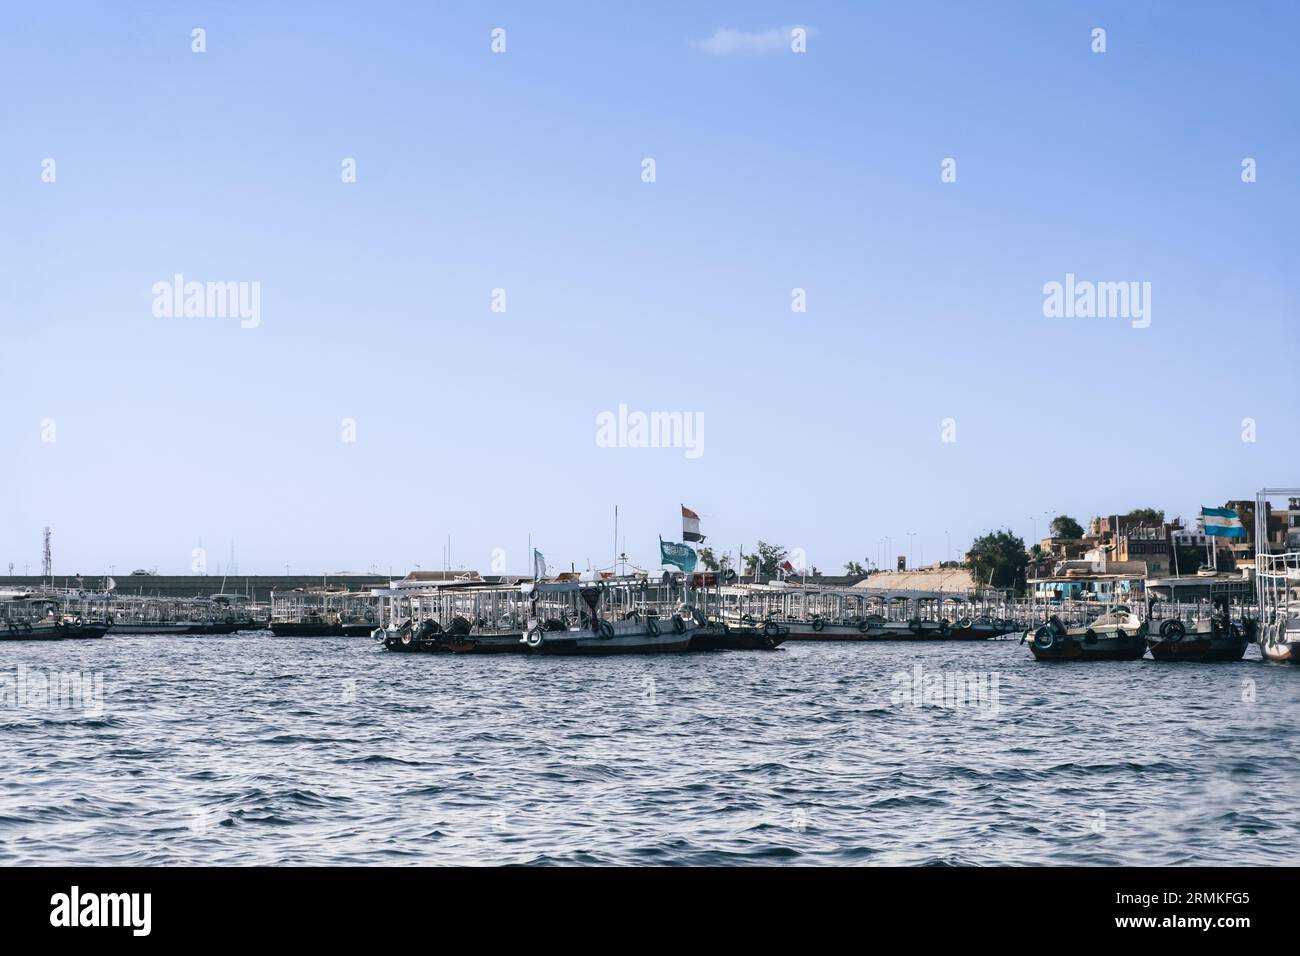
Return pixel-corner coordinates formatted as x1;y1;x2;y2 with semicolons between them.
0;866;1283;942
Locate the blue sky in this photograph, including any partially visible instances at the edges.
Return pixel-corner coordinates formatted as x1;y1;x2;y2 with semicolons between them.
2;2;1297;577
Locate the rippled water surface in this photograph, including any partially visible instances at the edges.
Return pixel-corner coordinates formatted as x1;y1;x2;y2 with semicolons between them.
1;634;1297;865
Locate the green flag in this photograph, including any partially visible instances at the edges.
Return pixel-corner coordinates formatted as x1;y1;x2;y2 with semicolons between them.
659;537;697;574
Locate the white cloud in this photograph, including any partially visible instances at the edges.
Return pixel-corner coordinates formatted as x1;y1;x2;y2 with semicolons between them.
691;26;812;56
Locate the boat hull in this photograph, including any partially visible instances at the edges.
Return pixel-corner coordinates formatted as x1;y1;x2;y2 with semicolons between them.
386;631;527;654
534;636;690;654
690;624;786;651
771;620;1002;642
1029;634;1147;661
0;622;109;641
271;621;374;637
1259;640;1300;663
381;620;694;655
1148;636;1249;662
107;622;206;635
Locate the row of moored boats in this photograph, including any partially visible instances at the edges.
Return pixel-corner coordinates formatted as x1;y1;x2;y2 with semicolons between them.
4;557;1297;663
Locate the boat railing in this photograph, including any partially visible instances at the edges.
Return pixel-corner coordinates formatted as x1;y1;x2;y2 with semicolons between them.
1256;549;1300;642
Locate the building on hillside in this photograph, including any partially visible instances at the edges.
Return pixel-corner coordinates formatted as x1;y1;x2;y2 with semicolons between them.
1083;514;1180;576
1025;562;1146;603
1285;498;1300;550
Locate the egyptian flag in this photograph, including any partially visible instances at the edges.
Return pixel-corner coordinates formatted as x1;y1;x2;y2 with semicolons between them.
682;505;705;543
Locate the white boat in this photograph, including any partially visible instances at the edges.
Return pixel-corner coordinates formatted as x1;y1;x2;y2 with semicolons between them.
1256;551;1300;663
1252;488;1300;663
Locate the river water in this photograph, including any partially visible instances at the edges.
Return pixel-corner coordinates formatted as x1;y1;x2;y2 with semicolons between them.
1;633;1296;865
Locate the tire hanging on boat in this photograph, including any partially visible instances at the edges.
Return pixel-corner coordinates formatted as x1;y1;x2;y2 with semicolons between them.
1164;619;1185;641
1033;625;1055;649
813;617;826;632
646;618;660;637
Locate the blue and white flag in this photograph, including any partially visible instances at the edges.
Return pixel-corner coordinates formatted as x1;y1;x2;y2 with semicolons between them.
1201;507;1246;539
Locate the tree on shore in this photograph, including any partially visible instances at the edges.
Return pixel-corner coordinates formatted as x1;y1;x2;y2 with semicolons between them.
1126;508;1165;525
1050;515;1084;539
1173;546;1206;575
744;541;788;577
966;530;1029;592
698;547;732;573
844;560;868;576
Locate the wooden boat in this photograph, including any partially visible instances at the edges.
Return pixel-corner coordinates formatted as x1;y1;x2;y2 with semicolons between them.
1144;598;1253;662
269;587;378;637
375;575;698;655
0;592;108;641
1025;606;1147;661
720;583;1020;641
106;594;257;635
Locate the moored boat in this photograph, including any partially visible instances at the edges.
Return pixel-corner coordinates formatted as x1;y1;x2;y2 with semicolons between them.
1025;606;1147;661
1144;597;1254;662
721;582;1022;641
1255;546;1300;663
0;592;109;641
269;587;379;637
374;575;700;655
